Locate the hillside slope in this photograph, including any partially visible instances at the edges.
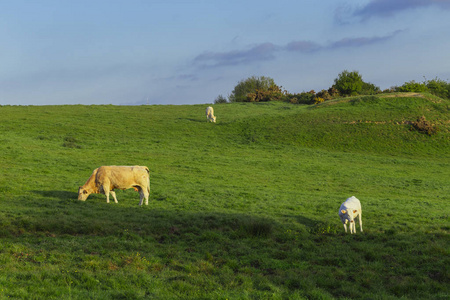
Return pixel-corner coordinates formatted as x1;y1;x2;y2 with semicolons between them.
0;95;448;299
217;94;449;157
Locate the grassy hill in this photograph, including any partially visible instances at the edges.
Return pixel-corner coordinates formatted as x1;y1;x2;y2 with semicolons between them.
0;94;449;299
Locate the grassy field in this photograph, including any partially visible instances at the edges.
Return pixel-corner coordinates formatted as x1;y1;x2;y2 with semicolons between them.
0;94;449;299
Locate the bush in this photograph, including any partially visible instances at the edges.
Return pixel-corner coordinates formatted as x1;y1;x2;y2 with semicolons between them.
286;95;299;104
229;76;276;102
396;80;428;93
288;91;316;105
395;77;450;99
332;70;380;96
327;87;340;97
314;97;325;104
382;87;397;93
333;70;364;96
214;95;228;104
425;78;450;99
316;90;332;101
246;84;286;102
410;116;440;136
361;82;381;95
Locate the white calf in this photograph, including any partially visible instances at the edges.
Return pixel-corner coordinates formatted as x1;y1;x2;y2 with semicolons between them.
206;106;216;123
339;196;363;234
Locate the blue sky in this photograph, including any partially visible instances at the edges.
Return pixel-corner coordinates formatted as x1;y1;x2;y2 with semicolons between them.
1;0;449;105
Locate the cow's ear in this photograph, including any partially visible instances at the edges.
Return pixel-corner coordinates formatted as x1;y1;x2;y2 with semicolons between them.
341;210;346;214
353;210;357;213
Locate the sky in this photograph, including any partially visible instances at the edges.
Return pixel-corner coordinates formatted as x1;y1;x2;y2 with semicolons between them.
1;0;450;106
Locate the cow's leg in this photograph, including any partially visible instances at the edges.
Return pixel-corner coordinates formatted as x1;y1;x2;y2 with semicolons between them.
110;190;118;203
138;190;149;206
102;185;110;203
143;187;149;205
134;186;144;206
138;190;144;206
343;224;347;233
359;212;363;232
138;184;149;206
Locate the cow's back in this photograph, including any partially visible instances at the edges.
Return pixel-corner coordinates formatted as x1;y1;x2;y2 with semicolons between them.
95;166;149;188
343;196;361;209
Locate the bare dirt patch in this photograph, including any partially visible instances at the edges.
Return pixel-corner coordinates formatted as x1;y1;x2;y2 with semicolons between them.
380;92;425;98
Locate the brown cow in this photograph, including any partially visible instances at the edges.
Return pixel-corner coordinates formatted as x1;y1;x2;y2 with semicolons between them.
78;166;150;205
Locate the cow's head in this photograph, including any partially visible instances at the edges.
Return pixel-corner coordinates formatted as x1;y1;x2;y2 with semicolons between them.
340;209;358;224
212;116;216;123
78;187;91;201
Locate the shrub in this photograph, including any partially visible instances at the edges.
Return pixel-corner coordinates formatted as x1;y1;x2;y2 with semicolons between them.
316;90;332;101
229;76;276;102
287;96;299;104
361;81;381;95
246;84;286;102
246;90;267;102
327;86;340;97
395;77;450;99
383;87;397;93
397;80;428;93
214;95;228;104
425;78;450;99
289;91;316;105
314;97;325;104
410;116;440;136
333;70;364;96
332;70;380;96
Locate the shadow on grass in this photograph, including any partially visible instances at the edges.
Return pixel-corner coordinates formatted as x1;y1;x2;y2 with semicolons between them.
32;190;79;200
3;197;280;241
295;215;316;228
182;118;204;123
293;215;341;235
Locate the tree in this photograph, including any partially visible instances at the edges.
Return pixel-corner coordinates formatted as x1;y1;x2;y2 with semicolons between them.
214;95;228;104
246;84;286;102
361;82;381;95
229;76;275;102
333;70;364;96
397;80;428;93
426;78;450;99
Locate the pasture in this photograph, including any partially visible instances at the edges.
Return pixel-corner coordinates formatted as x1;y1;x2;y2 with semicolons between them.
0;94;449;299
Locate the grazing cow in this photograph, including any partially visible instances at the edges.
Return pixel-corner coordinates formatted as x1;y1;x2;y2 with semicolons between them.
206;106;216;123
339;196;363;234
78;166;150;205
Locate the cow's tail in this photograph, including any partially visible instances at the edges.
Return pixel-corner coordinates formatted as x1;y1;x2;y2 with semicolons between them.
145;166;150;194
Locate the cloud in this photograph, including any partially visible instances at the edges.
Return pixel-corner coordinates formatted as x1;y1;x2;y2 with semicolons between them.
353;0;450;19
327;30;403;49
284;41;322;53
194;43;278;67
193;31;401;69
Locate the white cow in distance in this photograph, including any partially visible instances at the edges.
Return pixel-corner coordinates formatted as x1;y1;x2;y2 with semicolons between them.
339;196;363;234
206;106;216;123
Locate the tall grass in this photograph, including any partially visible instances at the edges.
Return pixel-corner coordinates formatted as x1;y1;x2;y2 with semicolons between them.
0;95;449;299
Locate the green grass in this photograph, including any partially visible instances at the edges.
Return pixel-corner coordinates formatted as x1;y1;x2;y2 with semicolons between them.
0;95;449;299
